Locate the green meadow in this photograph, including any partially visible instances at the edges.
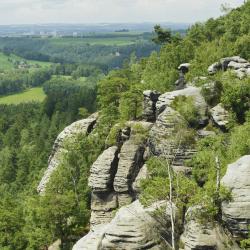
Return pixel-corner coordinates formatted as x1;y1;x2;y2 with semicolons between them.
0;87;46;105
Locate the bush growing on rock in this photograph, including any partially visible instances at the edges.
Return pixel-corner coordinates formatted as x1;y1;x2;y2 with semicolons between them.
171;96;201;128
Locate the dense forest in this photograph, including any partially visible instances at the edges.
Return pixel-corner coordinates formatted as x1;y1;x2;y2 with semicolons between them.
0;1;250;249
0;34;159;71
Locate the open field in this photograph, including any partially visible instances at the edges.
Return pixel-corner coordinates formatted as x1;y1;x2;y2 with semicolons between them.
42;33;146;47
0;87;46;105
0;52;52;71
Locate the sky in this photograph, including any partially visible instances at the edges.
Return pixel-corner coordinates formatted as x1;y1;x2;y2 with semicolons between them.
0;0;245;25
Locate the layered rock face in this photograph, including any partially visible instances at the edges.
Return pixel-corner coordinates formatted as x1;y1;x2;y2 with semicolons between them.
149;86;207;168
73;200;171;250
37;113;98;194
156;85;208;124
208;56;250;79
180;207;240;250
221;155;250;238
88;121;153;228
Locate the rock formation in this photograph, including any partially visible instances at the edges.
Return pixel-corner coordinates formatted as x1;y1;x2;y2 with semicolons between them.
221;155;250;238
37;113;98;194
175;63;191;90
73;200;171;250
38;57;250;249
180;207;240;250
142;90;161;122
210;103;229;129
208;56;250;79
88;121;153;228
156;85;208;124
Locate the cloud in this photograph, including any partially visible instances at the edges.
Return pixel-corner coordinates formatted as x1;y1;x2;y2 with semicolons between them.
0;0;244;25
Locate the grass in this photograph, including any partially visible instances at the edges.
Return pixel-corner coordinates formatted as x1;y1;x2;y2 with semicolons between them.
0;87;46;105
47;36;141;46
0;52;52;72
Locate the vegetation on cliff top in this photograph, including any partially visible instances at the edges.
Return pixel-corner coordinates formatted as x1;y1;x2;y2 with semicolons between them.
0;1;249;249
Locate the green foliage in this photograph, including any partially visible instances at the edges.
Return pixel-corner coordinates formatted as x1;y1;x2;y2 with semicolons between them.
201;80;223;106
140;157;198;222
152;25;172;45
0;87;46;105
119;86;143;121
241;233;250;249
221;76;250;123
171;96;201;128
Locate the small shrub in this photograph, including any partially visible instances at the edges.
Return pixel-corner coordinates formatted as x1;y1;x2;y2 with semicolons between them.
171;96;201;128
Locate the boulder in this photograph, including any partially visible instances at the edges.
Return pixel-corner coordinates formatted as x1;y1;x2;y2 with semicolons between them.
210;103;229;129
73;200;172;250
208;56;250;75
221;155;250;238
142;90;161;122
208;62;222;74
88;146;119;192
37;113;98;194
100;200;170;249
156;86;208;125
178;63;191;74
227;61;250;70
220;56;248;70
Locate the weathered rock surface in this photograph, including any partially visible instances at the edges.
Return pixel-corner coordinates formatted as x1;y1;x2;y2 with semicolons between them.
88;121;152;228
143;90;161;122
37;113;98;194
221;155;250;238
113;136;145;193
210;103;229;129
208;56;250;78
132;164;148;195
73;200;171;250
100;200;169;249
175;63;191;89
208;62;222;74
178;63;191;74
149;107;197;166
73;226;106;250
156;86;208;124
180;207;240;250
89;146;119;192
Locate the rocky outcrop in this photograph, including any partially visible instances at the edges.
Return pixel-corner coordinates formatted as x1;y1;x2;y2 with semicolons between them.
149;107;197;167
156;85;208;125
180;207;240;250
113;137;145;193
88;146;119;228
73;200;172;250
142;90;161;122
89;146;119;192
88;121;152;228
210;103;229;129
208;56;250;78
221;155;250;238
37;113;98;194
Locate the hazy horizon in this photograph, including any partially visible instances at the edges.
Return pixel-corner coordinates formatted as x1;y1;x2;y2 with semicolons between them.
0;0;244;25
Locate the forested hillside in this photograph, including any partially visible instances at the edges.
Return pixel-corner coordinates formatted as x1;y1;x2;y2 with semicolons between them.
0;1;250;250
